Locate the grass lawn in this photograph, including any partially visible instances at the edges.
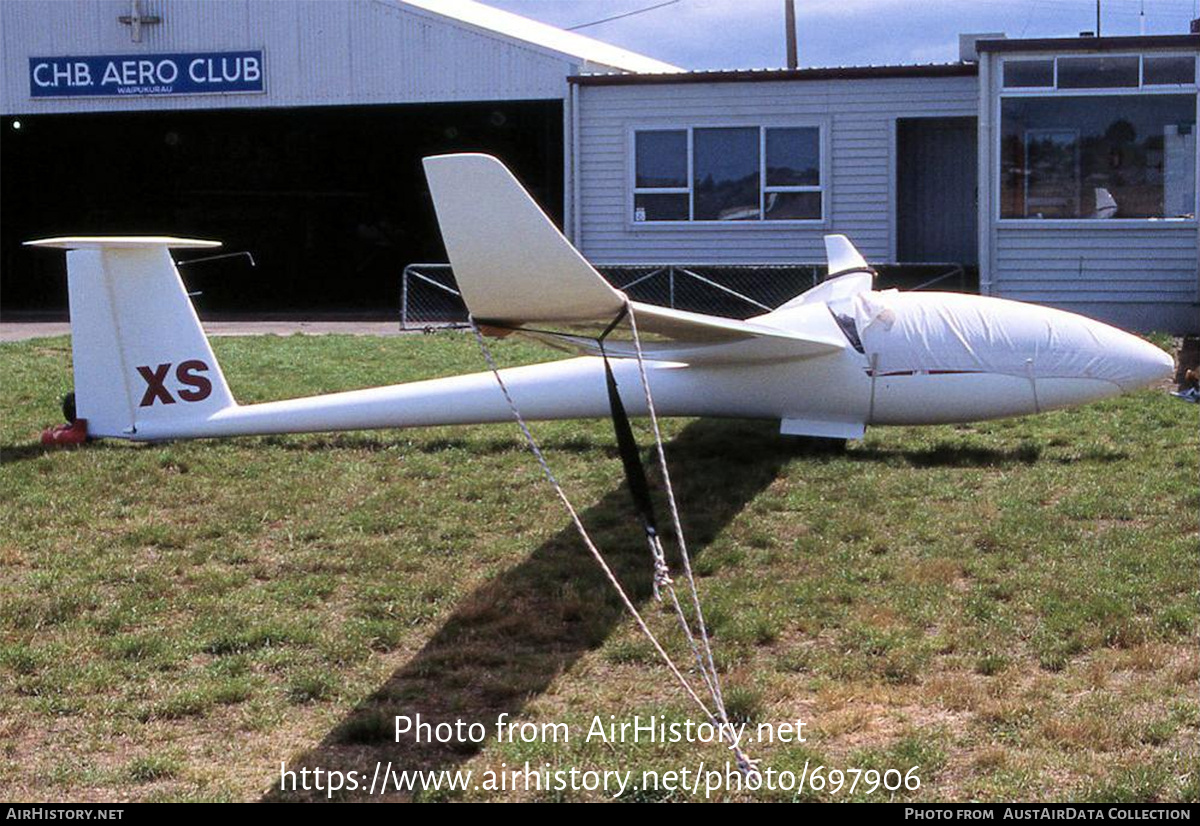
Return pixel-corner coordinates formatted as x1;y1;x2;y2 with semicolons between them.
0;331;1196;802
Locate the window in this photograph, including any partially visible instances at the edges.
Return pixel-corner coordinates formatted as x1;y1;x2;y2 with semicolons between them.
1056;55;1140;88
1003;59;1054;88
693;127;759;220
1000;95;1196;219
1001;53;1198;90
998;52;1198;221
1145;55;1197;86
633;130;688;220
765;127;822;219
633;125;823;222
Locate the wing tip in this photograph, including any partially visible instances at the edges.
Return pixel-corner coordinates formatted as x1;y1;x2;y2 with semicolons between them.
26;236;221;250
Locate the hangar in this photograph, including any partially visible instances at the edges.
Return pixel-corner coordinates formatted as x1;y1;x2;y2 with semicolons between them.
3;2;1197;333
0;0;675;315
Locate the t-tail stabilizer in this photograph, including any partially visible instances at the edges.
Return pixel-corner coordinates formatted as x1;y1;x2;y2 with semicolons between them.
24;237;237;439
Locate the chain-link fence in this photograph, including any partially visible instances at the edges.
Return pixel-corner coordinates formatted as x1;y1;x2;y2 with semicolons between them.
399;262;973;329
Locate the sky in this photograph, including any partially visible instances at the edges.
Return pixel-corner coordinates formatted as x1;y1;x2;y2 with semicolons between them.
484;0;1199;69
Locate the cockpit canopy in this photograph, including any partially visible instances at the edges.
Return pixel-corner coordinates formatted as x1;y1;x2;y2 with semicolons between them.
829;290;1157;388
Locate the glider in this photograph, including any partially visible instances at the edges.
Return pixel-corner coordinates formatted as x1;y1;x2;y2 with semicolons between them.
28;153;1173;444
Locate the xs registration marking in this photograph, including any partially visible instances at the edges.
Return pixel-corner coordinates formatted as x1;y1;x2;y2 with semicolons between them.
136;360;212;407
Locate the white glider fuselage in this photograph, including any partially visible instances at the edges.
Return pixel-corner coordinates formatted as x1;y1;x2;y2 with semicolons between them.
128;288;1170;444
27;153;1173;444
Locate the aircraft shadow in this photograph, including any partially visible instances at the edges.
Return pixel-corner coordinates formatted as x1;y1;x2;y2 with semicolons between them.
847;440;1123;467
0;443;61;464
847;441;1045;468
0;433;615;466
0;440;123;465
264;418;792;802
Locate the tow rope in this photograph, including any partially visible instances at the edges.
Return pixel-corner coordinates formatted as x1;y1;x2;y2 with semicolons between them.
470;302;758;778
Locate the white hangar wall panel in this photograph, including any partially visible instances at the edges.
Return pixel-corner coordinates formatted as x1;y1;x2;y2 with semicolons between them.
574;75;979;264
1;0;582;114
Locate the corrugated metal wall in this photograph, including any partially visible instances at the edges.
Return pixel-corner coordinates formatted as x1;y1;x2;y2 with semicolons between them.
574;75;978;265
1;0;583;114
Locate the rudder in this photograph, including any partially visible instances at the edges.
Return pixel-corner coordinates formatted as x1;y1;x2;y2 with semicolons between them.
26;237;236;439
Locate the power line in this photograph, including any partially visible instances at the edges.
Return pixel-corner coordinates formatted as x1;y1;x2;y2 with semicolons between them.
1019;0;1043;36
566;0;682;31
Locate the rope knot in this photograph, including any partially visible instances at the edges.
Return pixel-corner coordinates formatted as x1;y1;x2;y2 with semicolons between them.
648;534;672;601
735;750;761;780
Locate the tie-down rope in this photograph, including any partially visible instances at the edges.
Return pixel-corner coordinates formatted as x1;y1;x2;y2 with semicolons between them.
469;302;758;777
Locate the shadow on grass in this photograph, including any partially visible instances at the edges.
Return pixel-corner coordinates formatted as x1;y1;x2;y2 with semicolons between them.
850;439;1125;467
0;443;63;464
849;441;1045;468
0;440;135;465
0;433;613;464
265;418;792;801
258;432;618;458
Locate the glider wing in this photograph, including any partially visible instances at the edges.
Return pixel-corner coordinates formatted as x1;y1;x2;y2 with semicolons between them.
423;153;844;356
423;153;625;323
629;302;844;353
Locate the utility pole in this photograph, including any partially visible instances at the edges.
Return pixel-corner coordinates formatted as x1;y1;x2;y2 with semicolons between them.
785;0;798;69
1096;0;1102;37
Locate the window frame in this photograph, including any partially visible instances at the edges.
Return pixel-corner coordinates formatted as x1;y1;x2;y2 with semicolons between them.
1001;52;1199;91
995;51;1199;226
628;121;829;228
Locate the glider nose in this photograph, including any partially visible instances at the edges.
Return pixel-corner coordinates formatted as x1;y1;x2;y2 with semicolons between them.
1103;326;1175;391
1124;336;1175;390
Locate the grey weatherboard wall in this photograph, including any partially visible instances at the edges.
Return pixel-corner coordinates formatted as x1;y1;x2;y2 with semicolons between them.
976;42;1200;333
572;74;979;266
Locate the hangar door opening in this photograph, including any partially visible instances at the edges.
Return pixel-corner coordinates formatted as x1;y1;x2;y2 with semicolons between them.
896;117;978;266
1;100;562;317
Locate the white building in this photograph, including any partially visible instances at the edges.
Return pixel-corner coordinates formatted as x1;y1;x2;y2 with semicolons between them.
570;36;1199;332
2;2;1196;332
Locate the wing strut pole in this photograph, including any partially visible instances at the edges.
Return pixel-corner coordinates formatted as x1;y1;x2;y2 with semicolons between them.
469;306;758;778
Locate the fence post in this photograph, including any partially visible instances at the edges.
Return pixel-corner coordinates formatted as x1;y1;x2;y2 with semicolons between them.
400;266;410;330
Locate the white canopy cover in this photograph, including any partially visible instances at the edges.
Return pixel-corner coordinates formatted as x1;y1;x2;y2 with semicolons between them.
851;290;1161;390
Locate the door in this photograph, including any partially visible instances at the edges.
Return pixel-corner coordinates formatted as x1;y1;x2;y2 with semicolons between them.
896;117;978;265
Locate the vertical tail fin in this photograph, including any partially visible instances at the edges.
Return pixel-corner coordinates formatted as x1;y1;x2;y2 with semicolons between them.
423;153;625;324
25;237;236;439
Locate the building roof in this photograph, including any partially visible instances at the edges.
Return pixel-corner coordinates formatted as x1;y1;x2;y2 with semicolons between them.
571;32;1200;87
397;0;681;74
975;34;1200;53
571;63;977;86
